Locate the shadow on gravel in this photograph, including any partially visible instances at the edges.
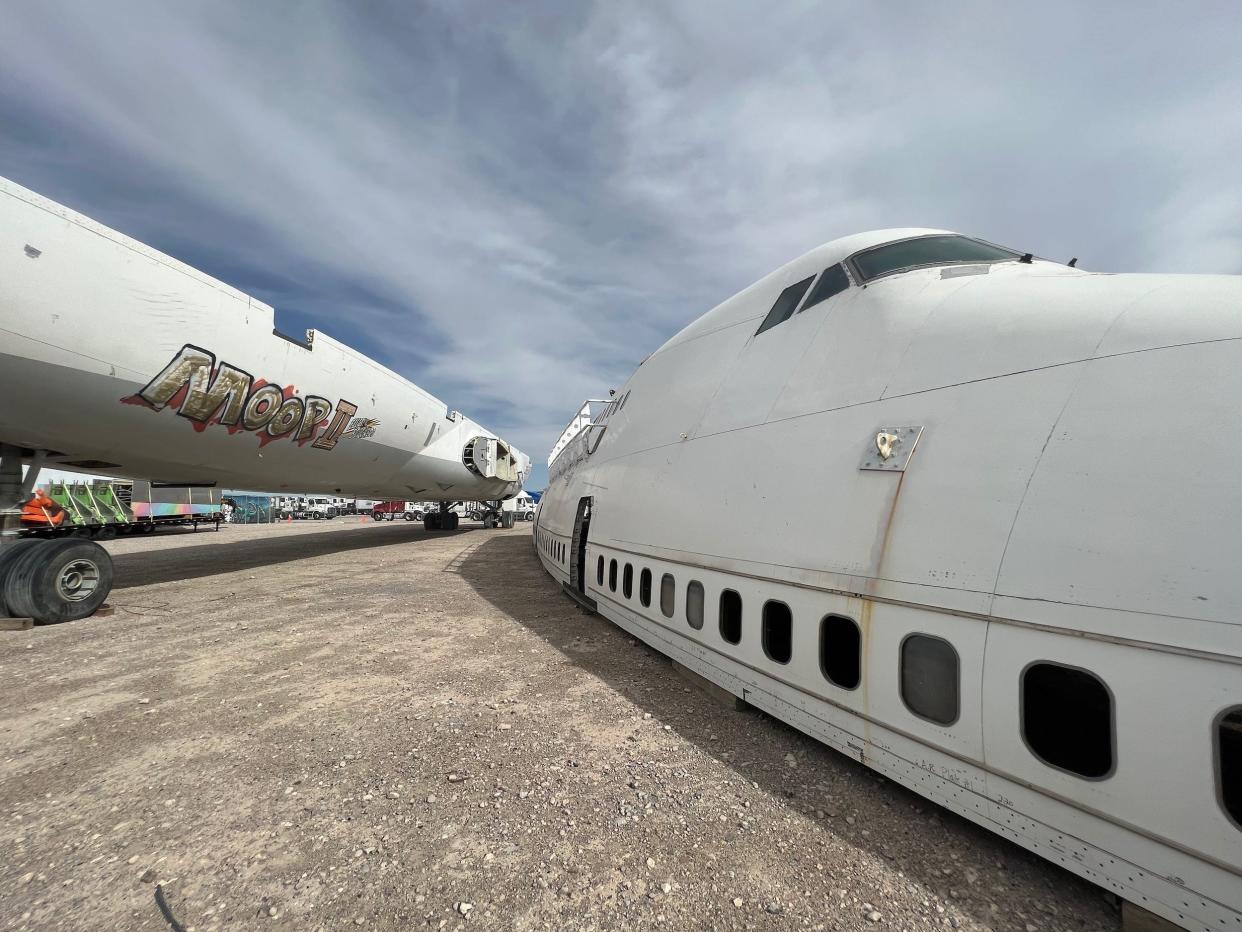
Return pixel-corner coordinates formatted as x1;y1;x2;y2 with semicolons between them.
458;532;1116;932
110;524;471;588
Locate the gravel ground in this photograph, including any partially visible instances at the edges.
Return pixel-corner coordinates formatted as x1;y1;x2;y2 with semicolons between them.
0;519;1123;932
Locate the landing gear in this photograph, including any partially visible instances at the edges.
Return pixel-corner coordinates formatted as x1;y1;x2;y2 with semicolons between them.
422;503;459;531
1;443;115;624
476;500;516;529
1;538;113;623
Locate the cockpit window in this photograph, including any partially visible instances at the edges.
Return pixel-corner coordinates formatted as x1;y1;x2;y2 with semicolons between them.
798;263;851;314
755;275;815;336
849;235;1020;283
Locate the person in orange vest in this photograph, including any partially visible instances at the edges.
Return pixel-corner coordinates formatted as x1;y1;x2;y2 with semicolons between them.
21;488;66;527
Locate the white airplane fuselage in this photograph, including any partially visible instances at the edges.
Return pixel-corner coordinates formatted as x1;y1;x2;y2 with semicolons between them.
535;230;1242;930
0;177;528;501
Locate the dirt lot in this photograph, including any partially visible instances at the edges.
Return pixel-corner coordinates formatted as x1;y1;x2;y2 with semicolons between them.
0;520;1122;932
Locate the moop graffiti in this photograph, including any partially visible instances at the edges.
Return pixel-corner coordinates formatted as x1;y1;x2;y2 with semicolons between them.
122;344;373;451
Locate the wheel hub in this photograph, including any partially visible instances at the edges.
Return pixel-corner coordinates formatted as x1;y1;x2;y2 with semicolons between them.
56;558;100;602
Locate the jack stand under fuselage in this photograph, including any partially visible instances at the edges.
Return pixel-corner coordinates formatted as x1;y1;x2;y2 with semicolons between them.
0;443;43;548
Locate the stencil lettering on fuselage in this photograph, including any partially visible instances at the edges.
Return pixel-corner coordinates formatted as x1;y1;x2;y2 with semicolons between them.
123;344;371;450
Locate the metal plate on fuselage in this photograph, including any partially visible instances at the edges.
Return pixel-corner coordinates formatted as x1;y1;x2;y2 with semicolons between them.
859;425;923;471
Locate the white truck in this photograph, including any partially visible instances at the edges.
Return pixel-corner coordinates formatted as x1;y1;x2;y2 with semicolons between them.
511;493;536;521
275;495;338;520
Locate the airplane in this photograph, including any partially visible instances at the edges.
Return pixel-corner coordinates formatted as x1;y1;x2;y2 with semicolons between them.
0;175;530;623
532;231;1242;932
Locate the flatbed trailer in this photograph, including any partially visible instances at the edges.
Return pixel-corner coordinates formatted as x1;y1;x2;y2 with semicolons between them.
20;479;222;539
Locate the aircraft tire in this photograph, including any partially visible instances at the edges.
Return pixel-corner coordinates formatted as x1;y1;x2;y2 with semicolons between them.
2;538;113;624
483;515;496;529
442;512;459;531
423;513;439;531
0;539;45;617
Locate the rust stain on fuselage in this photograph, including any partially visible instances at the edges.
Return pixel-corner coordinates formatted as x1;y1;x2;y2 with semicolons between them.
867;469;908;587
858;463;912;758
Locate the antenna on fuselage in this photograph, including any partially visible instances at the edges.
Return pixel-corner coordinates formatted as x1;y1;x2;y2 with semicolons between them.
1019;253;1033;264
1068;257;1079;268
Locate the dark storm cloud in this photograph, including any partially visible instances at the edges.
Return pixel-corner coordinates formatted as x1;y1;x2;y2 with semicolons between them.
1;1;1239;486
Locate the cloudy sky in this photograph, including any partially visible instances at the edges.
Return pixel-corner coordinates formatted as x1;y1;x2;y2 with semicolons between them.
2;2;1239;488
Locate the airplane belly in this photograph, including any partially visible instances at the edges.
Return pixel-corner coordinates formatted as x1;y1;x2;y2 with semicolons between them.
0;177;528;500
0;346;500;498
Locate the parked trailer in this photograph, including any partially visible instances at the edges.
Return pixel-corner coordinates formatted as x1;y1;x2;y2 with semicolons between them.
21;479;222;538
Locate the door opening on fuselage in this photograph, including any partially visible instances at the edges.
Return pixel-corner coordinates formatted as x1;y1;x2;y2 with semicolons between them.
571;496;592;595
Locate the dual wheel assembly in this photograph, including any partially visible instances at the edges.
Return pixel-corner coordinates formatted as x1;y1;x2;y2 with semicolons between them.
422;511;459;531
0;538;113;624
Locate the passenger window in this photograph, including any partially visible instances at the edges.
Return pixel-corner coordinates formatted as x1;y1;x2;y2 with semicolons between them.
719;590;742;645
755;276;815;336
762;601;792;664
1216;707;1242;827
596;556;604;586
1022;663;1113;779
660;574;676;618
640;568;652;608
799;264;850;314
819;614;861;689
900;634;958;725
686;581;704;630
609;559;618;592
623;563;633;599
